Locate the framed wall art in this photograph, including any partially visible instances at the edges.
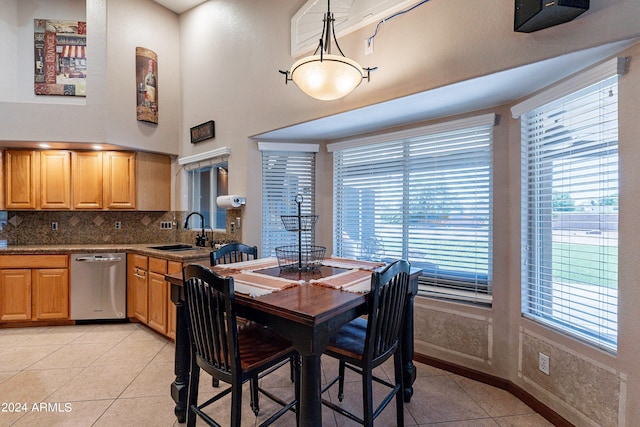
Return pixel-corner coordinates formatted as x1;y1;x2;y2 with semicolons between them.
34;19;87;97
136;47;158;124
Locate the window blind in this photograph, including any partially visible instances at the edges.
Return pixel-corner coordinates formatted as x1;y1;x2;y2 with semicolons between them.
521;75;619;352
261;150;316;257
332;116;493;304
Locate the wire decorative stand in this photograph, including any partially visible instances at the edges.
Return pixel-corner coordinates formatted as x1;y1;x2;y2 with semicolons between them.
276;194;325;271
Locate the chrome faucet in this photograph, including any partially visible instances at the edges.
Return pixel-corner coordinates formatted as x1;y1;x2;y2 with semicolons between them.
184;212;208;247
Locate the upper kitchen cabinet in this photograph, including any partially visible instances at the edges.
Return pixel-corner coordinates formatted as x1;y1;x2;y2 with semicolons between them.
72;151;103;209
78;151;171;211
135;152;171;211
6;149;73;210
103;151;136;209
100;151;171;211
40;150;72;209
5;150;38;209
5;149;170;211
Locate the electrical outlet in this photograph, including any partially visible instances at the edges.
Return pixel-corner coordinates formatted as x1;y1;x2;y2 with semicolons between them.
51;222;58;231
230;222;235;233
538;352;550;375
364;37;374;55
114;221;121;230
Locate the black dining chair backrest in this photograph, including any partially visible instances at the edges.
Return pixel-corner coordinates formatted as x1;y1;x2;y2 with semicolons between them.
184;264;237;379
211;243;258;266
365;259;410;364
182;264;299;427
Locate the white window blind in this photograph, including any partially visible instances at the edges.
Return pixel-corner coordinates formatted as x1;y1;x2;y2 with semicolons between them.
332;115;494;305
520;74;619;352
261;149;316;257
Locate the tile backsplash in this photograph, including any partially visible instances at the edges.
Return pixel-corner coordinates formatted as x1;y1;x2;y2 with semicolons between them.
0;211;238;246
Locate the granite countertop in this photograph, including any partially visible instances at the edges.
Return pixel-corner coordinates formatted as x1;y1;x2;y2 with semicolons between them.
0;243;214;262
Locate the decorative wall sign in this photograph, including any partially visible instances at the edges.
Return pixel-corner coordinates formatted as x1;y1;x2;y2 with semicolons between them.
190;121;215;143
34;19;87;96
136;47;158;124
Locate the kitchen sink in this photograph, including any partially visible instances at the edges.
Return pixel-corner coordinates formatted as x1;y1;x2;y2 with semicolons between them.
148;244;194;251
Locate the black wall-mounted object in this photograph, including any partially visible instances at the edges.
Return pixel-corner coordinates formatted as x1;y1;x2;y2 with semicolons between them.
190;120;215;144
515;0;589;33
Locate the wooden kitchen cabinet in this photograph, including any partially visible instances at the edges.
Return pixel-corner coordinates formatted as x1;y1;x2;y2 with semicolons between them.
166;260;182;340
0;255;69;323
40;150;71;209
104;151;136;209
32;268;69;320
5;150;38;209
4;149;169;211
147;257;168;335
128;253;148;323
126;254;181;339
72;151;103;209
0;269;32;321
5;150;72;210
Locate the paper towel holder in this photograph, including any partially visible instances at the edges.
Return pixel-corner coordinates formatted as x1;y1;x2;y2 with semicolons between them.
216;195;246;208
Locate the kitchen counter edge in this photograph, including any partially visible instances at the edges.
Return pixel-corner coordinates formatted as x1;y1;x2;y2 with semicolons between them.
0;244;213;262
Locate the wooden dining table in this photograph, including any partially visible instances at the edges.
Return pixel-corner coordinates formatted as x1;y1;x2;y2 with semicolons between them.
165;257;420;427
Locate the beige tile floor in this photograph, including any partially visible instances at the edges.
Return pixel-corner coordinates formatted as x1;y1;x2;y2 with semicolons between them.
0;323;553;426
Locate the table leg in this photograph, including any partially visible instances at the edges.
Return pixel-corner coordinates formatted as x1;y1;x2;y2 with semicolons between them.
403;272;419;402
402;290;417;402
299;354;323;427
171;284;189;423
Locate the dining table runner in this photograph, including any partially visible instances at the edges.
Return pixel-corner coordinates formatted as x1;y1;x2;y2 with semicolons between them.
309;268;373;293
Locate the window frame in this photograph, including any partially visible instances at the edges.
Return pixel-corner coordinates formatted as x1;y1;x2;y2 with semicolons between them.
329;114;495;305
259;142;319;258
512;57;626;353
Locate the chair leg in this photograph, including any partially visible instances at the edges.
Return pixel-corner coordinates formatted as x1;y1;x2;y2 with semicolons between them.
294;354;301;427
338;361;346;401
231;379;243;427
362;368;374;427
289;355;295;382
186;359;200;427
394;351;405;426
250;375;260;415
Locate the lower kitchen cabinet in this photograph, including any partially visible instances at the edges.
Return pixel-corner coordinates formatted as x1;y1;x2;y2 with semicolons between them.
128;253;148;323
147;257;168;335
0;255;69;322
32;268;69;320
166;261;181;340
128;253;181;339
0;269;31;321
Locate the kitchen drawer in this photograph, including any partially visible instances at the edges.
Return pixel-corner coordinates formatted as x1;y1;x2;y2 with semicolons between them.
130;253;148;270
0;255;68;269
148;257;167;274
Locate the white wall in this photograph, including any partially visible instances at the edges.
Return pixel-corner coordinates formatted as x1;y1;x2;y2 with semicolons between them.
0;0;180;154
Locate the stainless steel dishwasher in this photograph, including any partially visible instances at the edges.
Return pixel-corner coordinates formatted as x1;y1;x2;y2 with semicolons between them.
70;253;126;320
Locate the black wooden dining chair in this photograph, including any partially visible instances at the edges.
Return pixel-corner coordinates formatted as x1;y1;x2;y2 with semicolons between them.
210;242;258;266
183;264;299;427
210;241;295;414
321;259;411;426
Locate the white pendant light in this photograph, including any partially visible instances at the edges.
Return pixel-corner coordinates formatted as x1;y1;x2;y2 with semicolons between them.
280;0;376;101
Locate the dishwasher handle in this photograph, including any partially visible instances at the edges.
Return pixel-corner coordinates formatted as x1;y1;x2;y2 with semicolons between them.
75;256;123;263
